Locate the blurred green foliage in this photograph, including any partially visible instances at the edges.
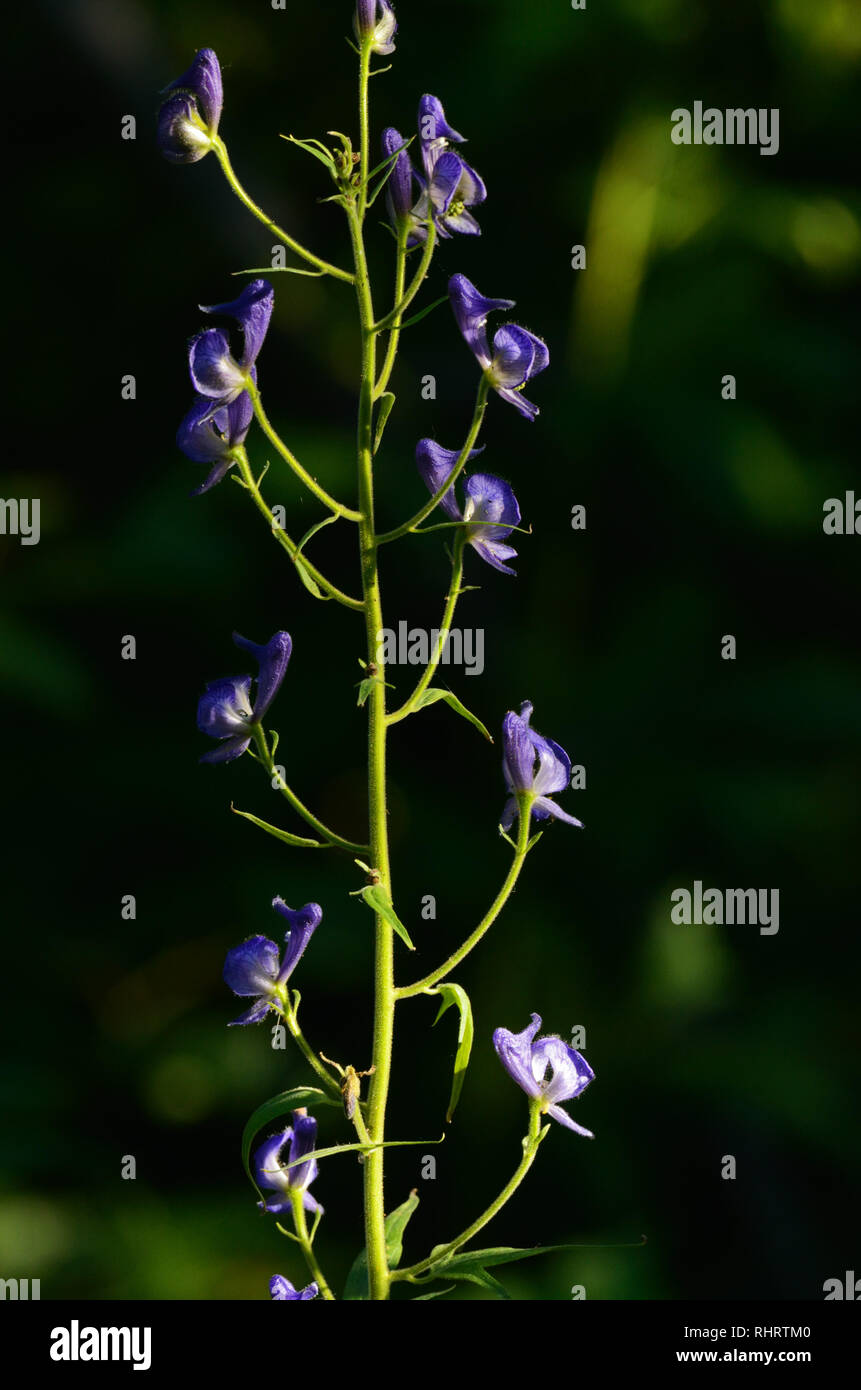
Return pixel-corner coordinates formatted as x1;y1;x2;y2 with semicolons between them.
2;0;859;1299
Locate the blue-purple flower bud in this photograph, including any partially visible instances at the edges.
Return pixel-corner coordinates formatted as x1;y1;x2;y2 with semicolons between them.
158;49;223;164
354;0;397;56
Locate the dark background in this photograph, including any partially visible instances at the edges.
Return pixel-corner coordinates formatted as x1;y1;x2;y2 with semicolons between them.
2;0;859;1300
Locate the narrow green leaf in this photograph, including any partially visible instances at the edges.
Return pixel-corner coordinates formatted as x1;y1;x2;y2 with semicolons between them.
399;294;450;331
295;513;338;556
373;392;396;454
343;1190;420;1300
429;983;474;1122
233;266;327;278
356;677;377;708
414;687;493;743
412;1286;456;1301
430;1243;595;1276
360;884;416;950
241;1087;340;1200
280;134;337;175
231;805;326;850
446;1267;511;1299
293;554;328;600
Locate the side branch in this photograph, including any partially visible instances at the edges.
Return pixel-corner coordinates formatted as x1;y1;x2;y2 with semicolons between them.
376;379;489;544
396;805;532;997
246;381;363;522
253;727;369;855
233;448;365;610
213;137;355;285
387;533;466;724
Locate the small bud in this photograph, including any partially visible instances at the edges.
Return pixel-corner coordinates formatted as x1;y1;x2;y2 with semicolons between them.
354;0;398;56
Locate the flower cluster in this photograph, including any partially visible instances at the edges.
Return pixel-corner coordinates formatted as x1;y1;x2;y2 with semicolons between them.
383;94;486;246
162;6;593;1305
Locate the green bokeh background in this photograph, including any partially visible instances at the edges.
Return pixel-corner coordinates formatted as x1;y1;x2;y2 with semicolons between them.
3;0;859;1299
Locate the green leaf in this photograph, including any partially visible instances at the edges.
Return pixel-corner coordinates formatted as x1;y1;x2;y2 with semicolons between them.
399;293;450;331
446;1267;511;1299
429;983;474;1122
280;134;337;176
343;1191;420;1300
293;553;327;600
414;687;493;743
411;1286;456;1301
232;265;327;278
429;1244;591;1276
373;392;396;454
241;1087;340;1200
360;884;415;950
295;513;338;555
231;804;326;850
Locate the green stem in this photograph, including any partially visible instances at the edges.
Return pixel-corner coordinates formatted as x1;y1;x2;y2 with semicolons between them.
396;799;533;998
213;137;354;285
246;379;363;522
284;1003;344;1103
387;532;465;724
348;47;394;1303
290;1189;336;1300
374;224;407;400
376;379;489;544
394;1103;544;1282
372;220;437;341
253;728;368;855
233;448;365;610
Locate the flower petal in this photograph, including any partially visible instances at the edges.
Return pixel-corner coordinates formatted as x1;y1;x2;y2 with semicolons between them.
197;675;253;739
198;734;251;764
157;92;212;164
493;1014;543;1099
449;274;514;367
532;1037;595;1104
546;1104;594;1138
415;439;483;521
490;325;538;389
272;899;322;983
164;48;223;132
189;328;246;400
201;279;275;371
223;934;280;998
532;796;583;828
232;630;292;722
418;95;466;149
463;473;520;534
502;708;537;794
229;997;274;1027
286;1112;319;1193
381;127;414;224
270;1275;318;1301
470;539;518;575
254;1128;292;1194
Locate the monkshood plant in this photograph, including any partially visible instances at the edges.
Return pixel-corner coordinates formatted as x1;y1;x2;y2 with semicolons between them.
158;3;595;1302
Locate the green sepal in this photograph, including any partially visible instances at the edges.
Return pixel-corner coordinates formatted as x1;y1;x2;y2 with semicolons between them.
428;983;474;1122
399;293;450;331
342;1190;420;1300
359;884;415;950
231;804;326;850
241;1087;340;1201
373;392;396;454
414;687;493;743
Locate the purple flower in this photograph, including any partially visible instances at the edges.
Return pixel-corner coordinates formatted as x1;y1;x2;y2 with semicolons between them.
269;1276;318;1301
223;899;322;1025
501;701;583;830
381;127;416;232
188;279;274;406
197;630;292;763
255;1111;323;1218
158;49;223;164
176;369;256;495
354;0;397;55
493;1013;595;1137
449;274;549;421
414;97;486;240
416;440;521;575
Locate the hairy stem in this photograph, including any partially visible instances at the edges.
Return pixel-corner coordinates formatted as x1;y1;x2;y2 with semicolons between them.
376;379;489;544
246;380;363;522
213;137;354;284
290;1189;336;1300
397;800;533;997
387;532;465;724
